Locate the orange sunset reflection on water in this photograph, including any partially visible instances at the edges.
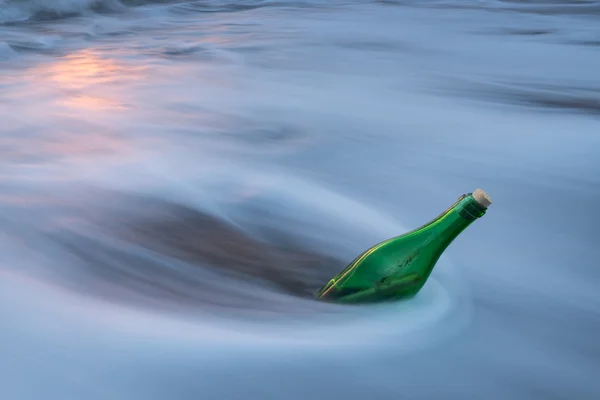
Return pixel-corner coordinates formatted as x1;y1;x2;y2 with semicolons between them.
45;49;147;89
0;50;151;166
40;49;147;113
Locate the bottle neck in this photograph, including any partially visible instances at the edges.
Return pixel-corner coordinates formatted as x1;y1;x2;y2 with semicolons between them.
454;193;488;222
409;193;487;248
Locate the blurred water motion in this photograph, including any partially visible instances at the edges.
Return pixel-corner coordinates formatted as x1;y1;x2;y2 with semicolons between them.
1;1;600;399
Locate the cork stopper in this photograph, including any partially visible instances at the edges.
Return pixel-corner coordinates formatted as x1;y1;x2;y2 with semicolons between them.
473;189;492;208
472;188;492;208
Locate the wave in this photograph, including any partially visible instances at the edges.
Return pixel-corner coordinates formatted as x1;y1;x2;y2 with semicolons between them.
3;0;600;25
382;0;600;15
0;0;345;24
1;0;122;23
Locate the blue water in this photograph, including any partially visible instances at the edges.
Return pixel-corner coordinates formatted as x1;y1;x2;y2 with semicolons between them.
1;1;600;399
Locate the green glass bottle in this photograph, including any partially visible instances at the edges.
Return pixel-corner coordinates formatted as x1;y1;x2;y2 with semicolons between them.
316;189;492;304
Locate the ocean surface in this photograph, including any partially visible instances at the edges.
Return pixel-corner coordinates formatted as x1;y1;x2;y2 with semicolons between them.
1;1;599;399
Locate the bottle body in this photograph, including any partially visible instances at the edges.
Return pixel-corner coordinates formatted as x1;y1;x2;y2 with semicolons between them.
315;190;490;304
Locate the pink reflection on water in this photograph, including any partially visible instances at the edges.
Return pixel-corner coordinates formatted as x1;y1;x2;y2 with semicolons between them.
60;94;129;112
41;49;145;112
45;49;146;89
0;50;149;165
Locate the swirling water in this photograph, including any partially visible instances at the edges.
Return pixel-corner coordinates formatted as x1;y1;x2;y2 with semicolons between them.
1;1;599;399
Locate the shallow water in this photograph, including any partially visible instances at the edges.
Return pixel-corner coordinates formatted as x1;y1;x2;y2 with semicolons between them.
1;1;600;399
